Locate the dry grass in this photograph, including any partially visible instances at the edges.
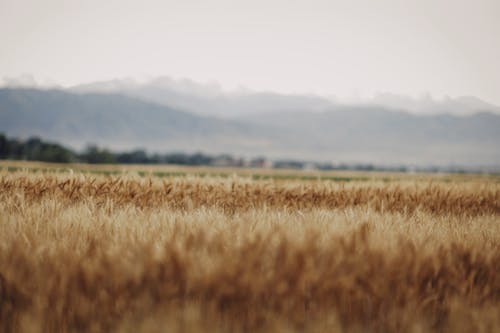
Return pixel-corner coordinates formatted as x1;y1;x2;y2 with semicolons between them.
0;170;499;332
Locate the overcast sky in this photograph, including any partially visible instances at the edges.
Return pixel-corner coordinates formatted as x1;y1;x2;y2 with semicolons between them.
1;0;499;104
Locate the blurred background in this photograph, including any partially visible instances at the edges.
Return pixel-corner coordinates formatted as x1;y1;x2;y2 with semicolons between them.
1;0;499;172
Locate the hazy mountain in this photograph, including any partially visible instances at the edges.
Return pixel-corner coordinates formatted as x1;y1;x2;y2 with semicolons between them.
1;88;499;168
364;93;500;115
0;88;277;154
71;77;334;117
72;77;500;117
238;107;500;167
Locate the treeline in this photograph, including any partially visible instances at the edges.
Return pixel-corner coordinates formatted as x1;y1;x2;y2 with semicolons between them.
0;133;477;173
0;133;395;169
0;134;219;165
0;134;75;163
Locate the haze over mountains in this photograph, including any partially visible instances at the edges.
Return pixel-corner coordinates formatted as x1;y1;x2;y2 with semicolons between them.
1;77;500;170
71;77;500;117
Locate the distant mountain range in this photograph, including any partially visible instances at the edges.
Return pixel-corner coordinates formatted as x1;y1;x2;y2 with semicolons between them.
71;77;500;117
367;93;500;115
71;77;334;118
1;83;499;169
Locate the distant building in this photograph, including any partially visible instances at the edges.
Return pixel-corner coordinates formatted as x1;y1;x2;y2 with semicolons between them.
250;157;272;169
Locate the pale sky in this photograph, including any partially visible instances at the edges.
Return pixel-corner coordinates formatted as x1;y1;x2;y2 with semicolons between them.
1;0;499;104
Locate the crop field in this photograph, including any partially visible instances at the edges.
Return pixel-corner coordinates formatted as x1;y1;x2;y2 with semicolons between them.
0;163;499;332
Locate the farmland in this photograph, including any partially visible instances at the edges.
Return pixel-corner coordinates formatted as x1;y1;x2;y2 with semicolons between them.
0;162;499;332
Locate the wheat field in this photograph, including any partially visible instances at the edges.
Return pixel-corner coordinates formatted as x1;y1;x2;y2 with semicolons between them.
0;166;499;332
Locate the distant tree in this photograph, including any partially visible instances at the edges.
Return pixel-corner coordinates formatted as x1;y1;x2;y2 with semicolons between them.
40;144;75;163
7;139;23;158
24;137;43;160
189;153;213;165
116;149;150;164
80;145;116;164
165;153;189;165
0;133;7;158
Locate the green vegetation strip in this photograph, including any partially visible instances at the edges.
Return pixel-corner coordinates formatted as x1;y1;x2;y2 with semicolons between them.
2;165;499;183
0;165;376;182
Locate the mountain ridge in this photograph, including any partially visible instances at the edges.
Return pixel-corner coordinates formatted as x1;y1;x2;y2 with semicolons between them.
69;76;500;117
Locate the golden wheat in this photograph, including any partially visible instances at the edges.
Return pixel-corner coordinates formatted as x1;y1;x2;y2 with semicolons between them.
0;171;499;332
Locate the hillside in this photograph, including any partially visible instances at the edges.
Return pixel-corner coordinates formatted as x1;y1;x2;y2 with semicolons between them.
0;88;274;153
238;107;500;166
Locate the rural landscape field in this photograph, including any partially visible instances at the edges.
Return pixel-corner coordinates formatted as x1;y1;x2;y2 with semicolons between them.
1;162;499;332
2;0;500;332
